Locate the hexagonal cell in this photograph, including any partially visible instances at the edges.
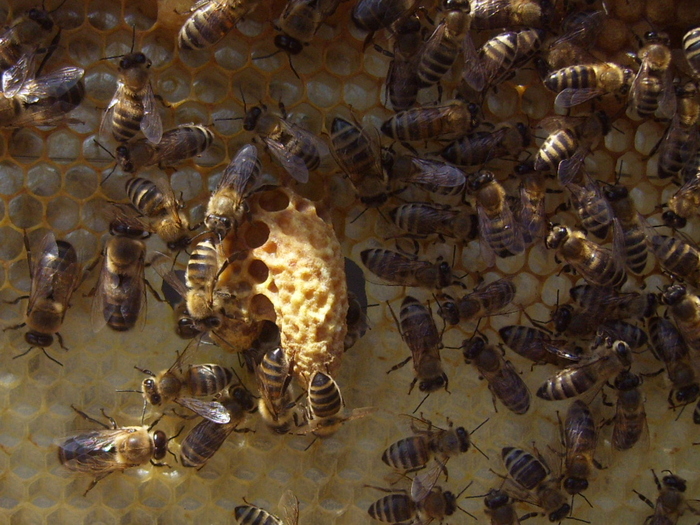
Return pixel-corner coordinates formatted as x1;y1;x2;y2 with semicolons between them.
232;69;268;105
342;74;379;112
53;0;85;29
214;38;251;71
47;130;81;164
67;30;104;68
8;129;44;164
306;72;342;109
27;477;60;509
124;0;158;30
9;195;44;229
193;67;229;104
156;65;192;104
64;165;99;200
10;506;43;525
27;164;62;197
84;507;117;525
87;0;120;30
64;229;99;265
46;196;80;232
170;168;204;201
10;442;43;480
84;65;118;104
0;160;23;195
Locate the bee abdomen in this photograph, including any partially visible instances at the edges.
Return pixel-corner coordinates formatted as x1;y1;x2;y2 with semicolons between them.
113;98;144;142
367;494;415;523
234;505;282;525
180;420;230;468
126;177;165;216
502;447;546;490
188;364;232;396
382;437;430;469
418;39;459;87
308;372;342;419
545;65;595;92
537;368;597;400
623;230;648;274
534;129;577;172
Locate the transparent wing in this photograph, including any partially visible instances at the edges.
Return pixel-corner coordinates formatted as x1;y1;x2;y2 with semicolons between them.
19;66;84;101
279;490;300;525
59;428;140;473
27;232;60;314
462;32;487;92
2;52;34;98
99;81;123;139
151;252;189;298
554;88;604;108
557;149;586;185
405;157;466;190
219;143;261;197
411;463;442;501
90;254;108;333
657;68;677;120
177;397;232;424
264;137;310;184
140;82;163;144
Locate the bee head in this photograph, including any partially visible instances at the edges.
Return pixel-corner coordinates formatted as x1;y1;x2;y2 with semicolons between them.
419;373;448;392
484;489;508;509
661;284;687;306
243;106;263;131
25;331;53;348
152;430;168;460
662;210;686;229
662;474;686;492
548;503;571;522
28;8;53;30
563;476;588;494
274;34;304;55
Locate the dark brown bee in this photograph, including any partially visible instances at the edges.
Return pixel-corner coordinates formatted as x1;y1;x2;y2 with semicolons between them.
609;370;647;451
634;470;698;525
178;0;261;51
545;224;627;289
462;335;531;414
483;488;535;525
683;27;700;79
468;171;525;261
125;175;191;251
390;295;447;394
564;171;613;240
4;232;81;365
514;161;546;245
536;339;632;401
0;6;60;75
101;50;162;144
116;124;214;173
179;385;257;468
345;290;369;351
629;31;676;119
361;248;453;290
440;122;531;167
644;230;700;288
501;446;570;522
656;82;699;180
544;62;634;108
390;202;478;242
243;103;328;183
256;347;295;434
380;100;480;141
540;9;604;72
598;320;648;350
205;143;262;239
352;0;417;33
381;415;471;472
569;285;657;322
562;400;599;495
387;155;467;196
437;278;515;325
499;325;576;366
91;216;149;332
661;284;700;354
330;117;390;208
664;169;700;229
272;0;343;57
58;406;169;496
604;184;649;275
381;12;423;111
234;490;299;525
469;0;552;30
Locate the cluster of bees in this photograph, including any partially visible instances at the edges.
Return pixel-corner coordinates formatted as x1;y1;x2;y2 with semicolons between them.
4;0;700;522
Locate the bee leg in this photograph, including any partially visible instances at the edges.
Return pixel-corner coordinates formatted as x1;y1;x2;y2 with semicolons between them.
150;459;172;468
2;320;27;330
56;332;68;351
387;356;412;374
3;295;29;306
99;408;119;429
145;278;164;302
632;489;654;510
70;405;112;429
83;472;112;497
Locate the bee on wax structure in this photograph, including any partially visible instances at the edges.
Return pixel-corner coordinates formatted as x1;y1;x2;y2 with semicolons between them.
664;168;700;229
501;446;571;522
256;347;295;434
437;278;516;325
468;171;525;261
644;229;700;288
178;0;261;51
205;143;263;239
390;202;478;243
545;224;627;289
498;324;577;366
272;0;343;59
330;117;390;208
244;102;328;184
543;62;634;108
440;122;531;167
379;12;424;111
361;248;453;290
116;124;214;173
563;171;613;240
628;31;676;120
604;184;649;275
683;27;700;78
3;232;81;365
124;175;191;252
389;295;448;394
539;9;604;72
381;415;471;473
634;470;699;525
569;285;656;324
536;338;632;401
235;490;299;525
468;0;552;30
58;405;169;496
609;370;647;451
387;154;467;196
562;399;600;495
179;384;257;468
352;0;418;34
380;100;480;141
91;215;151;333
513;161;546;245
0;5;61;76
661;284;700;355
462;335;531;414
101;47;162;144
656;82;699;180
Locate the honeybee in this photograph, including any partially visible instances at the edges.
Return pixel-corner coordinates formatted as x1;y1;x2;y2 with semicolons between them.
382;415;471;473
514;161;546;245
469;0;552;30
539;9;604;72
91;215;150;333
683;27;700;79
609;370;647;451
116;124;214;173
604;184;649;275
483;488;535;525
58;405;169;496
390;295;448;394
330;117;390;208
661;284;700;354
101;49;162;144
664;169;700;229
272;0;343;57
634;470;698;525
137;346;234;423
468;171;525;261
390;202;478;242
563;171;613;240
0;65;85;128
562;400;599;495
437;278;516;325
656;82;699;180
380;100;480;141
644;230;700;288
628;31;676;120
501;446;570;522
361;248;453;290
440;122;531;167
256;347;295;434
462;335;531;414
4;232;81;365
352;0;417;33
387;154;467;196
536;338;632;401
244;103;328;183
125;175;191;251
381;12;423;111
571;285;654;322
235;490;299;525
498;325;576;366
205;143;262;239
534;112;611;183
598;320;648;350
178;0;261;51
415;0;472;89
544;62;634;108
179;384;257;468
297;371;376;438
545;224;627;289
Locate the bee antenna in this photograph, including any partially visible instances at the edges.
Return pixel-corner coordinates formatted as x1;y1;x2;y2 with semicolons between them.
42;348;64;366
129;25;137;54
470;417;489;435
253;48;283;61
471;440;490;460
287;54;300;80
115;389;144;394
412;392;430;414
455;504;477;520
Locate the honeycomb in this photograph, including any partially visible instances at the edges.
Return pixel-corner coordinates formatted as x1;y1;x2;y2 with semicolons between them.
0;0;699;524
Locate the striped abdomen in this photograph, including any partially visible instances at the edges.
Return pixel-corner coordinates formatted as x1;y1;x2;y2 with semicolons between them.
367;494;415;523
178;0;252;51
179;419;234;468
381;435;431;470
308;372;342;419
534;128;577;172
502;447;547;490
186;365;232;396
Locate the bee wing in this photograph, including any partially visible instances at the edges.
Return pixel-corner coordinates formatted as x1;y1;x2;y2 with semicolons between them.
141;83;163;144
189;0;211;12
462;32;487;92
476;203;498;267
611;217;627;268
2;52;34;98
672;170;700;203
58;428;140;473
151;252;189;298
554;88;604;108
19;66;84;101
406;157;466;190
219;143;261;196
100;80;123;139
278;490;300;525
264;137;310;184
411;463;442;502
537;115;576;135
90;254;109;333
26;232;61;314
557;149;586;185
151;172;183;218
628;65;650;115
657;68;677;120
543;341;582;362
177;397;232;424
